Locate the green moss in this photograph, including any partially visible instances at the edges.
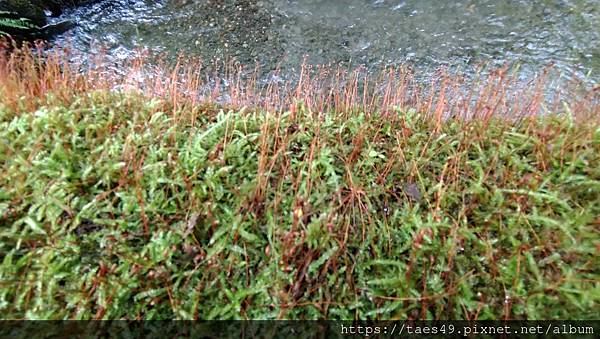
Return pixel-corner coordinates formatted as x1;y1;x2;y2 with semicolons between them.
0;92;598;319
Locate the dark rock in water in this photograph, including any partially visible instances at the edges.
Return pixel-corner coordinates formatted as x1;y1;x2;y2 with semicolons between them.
41;0;99;16
38;19;75;37
0;0;93;40
0;0;47;26
0;19;75;40
41;0;64;16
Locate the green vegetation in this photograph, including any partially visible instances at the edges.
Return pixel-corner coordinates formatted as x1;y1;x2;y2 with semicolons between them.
0;45;598;320
0;11;39;36
1;90;599;319
0;0;85;39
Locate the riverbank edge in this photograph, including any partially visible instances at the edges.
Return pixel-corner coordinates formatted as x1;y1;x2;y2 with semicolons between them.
0;47;599;319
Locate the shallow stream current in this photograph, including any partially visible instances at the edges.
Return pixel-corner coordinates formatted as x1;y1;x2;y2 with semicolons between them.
52;0;600;84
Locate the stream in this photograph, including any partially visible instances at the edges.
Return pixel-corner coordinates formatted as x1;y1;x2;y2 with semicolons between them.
51;0;600;84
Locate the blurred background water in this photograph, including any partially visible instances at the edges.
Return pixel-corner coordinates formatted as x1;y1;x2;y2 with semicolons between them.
51;0;600;84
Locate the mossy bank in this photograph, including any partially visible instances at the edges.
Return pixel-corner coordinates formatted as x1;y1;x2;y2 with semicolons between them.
0;87;599;319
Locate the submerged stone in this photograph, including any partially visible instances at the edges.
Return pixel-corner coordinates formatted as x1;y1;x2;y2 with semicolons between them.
0;0;47;26
0;0;94;39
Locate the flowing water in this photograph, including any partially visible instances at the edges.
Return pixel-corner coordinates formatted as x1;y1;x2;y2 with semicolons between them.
52;0;600;83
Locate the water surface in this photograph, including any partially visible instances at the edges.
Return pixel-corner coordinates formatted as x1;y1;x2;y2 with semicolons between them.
53;0;600;82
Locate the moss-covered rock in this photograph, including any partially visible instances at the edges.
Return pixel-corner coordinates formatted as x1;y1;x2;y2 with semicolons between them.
0;0;94;39
0;0;47;26
36;0;62;16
